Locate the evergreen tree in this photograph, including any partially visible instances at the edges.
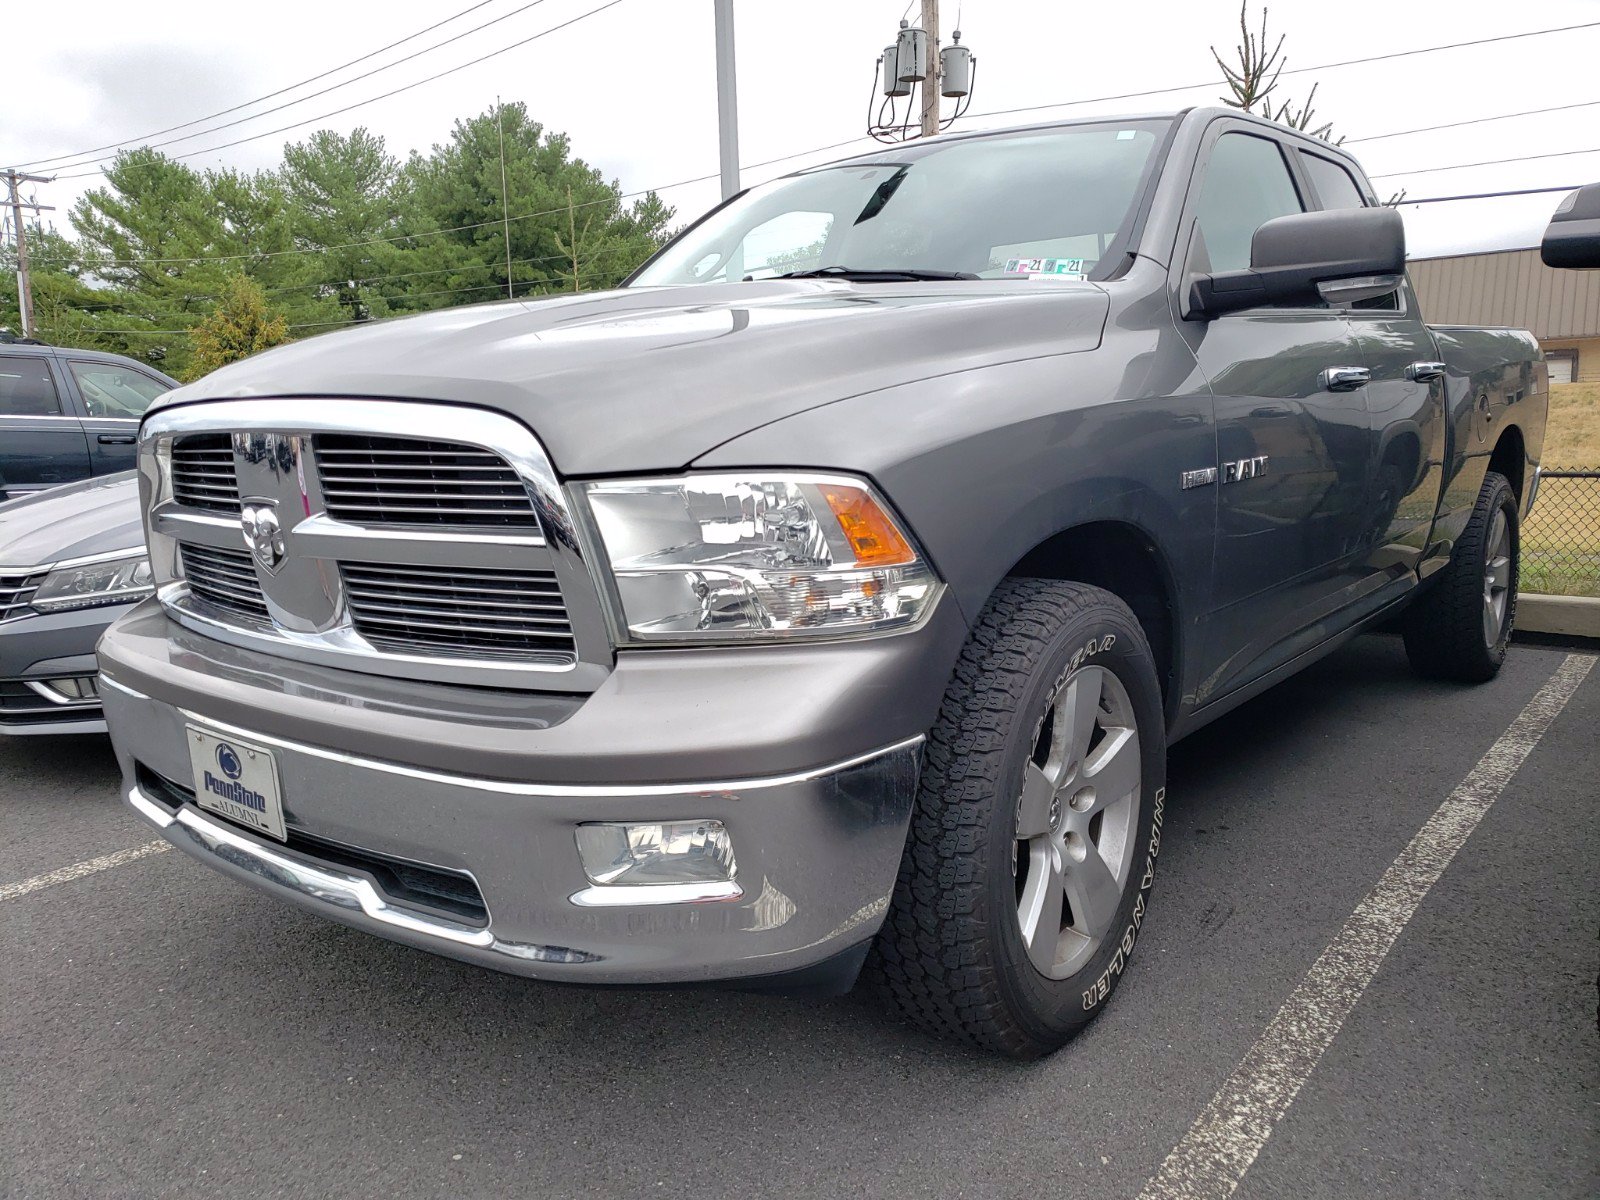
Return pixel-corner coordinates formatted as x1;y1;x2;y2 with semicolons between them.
188;272;290;378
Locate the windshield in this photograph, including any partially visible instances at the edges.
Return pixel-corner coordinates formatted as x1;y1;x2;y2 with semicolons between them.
631;121;1169;287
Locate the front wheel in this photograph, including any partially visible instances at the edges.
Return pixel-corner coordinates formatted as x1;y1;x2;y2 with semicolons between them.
871;579;1167;1058
1402;470;1519;683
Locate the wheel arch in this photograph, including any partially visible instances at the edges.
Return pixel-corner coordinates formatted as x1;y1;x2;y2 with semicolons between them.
1487;423;1527;502
1004;519;1180;719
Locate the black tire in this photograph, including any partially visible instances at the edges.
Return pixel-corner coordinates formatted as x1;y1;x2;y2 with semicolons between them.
1402;470;1519;683
871;579;1167;1058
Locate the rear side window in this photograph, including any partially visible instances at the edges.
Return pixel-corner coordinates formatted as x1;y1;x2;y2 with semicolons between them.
68;361;172;419
0;356;61;417
1192;133;1304;273
1300;152;1367;210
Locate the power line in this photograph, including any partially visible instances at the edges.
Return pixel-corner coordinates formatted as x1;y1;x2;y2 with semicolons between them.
9;1;502;170
54;0;627;182
42;1;557;175
1369;145;1600;179
1344;99;1600;144
1399;185;1581;206
963;20;1600;125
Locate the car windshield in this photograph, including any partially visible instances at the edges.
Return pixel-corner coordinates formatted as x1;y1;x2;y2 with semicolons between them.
631;120;1169;287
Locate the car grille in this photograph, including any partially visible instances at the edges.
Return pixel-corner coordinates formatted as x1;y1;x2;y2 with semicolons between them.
313;434;539;529
0;572;46;622
341;562;575;659
170;433;241;513
180;542;270;621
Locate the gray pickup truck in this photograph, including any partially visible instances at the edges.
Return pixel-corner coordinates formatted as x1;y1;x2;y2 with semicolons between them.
99;109;1570;1058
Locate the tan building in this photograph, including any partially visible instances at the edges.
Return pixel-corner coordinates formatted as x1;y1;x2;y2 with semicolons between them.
1408;247;1600;383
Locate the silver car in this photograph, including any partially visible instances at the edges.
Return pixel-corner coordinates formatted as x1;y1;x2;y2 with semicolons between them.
0;472;148;734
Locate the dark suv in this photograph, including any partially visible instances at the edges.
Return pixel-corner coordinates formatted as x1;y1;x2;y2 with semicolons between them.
0;342;178;500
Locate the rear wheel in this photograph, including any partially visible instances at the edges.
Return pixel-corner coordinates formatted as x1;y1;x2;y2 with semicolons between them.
872;579;1167;1058
1402;470;1519;683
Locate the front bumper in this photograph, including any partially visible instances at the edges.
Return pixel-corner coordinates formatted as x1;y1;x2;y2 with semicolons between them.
99;599;964;988
0;603;133;735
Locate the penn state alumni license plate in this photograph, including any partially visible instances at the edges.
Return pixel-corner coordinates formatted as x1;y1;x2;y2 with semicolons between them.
186;725;287;842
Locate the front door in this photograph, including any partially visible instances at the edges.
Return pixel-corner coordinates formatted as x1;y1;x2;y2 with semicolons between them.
63;359;173;476
1174;126;1377;704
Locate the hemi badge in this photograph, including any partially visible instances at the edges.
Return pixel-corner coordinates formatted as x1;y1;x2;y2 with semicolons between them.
1181;467;1218;490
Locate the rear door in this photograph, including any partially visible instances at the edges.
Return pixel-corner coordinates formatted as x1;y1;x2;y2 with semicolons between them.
62;358;173;476
1296;148;1448;584
0;353;91;496
1174;124;1376;701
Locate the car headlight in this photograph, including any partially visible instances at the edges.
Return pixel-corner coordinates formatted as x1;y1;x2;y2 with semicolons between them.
31;553;154;613
582;473;940;643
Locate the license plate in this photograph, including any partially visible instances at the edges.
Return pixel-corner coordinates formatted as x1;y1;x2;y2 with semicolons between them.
186;725;287;842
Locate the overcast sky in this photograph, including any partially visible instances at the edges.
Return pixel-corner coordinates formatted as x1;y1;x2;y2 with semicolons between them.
5;0;1600;261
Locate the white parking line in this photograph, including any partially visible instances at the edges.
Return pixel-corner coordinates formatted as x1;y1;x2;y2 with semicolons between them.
1140;652;1595;1200
0;840;171;902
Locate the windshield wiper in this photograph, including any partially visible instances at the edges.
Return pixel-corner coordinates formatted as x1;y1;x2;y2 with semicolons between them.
770;265;980;281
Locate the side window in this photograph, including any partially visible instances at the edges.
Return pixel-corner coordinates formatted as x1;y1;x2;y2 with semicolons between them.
0;356;62;417
1192;132;1304;274
1298;150;1400;310
68;361;172;419
1299;152;1367;210
695;210;834;281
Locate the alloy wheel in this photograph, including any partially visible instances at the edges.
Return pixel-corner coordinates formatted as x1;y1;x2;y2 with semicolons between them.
1483;507;1512;647
1014;665;1141;979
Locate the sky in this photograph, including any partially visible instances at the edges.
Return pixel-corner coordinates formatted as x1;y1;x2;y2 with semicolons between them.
4;0;1600;262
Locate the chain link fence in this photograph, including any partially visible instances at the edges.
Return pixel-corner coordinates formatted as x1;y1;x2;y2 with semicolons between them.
1523;467;1600;598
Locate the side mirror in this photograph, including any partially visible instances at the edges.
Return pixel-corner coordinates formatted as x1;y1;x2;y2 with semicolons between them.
1189;206;1406;318
1540;183;1600;269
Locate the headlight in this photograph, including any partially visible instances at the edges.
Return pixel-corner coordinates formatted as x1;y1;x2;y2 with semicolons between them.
31;553;154;613
582;473;939;642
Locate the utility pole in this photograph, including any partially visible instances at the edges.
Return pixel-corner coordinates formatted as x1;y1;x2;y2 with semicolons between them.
713;0;740;199
4;170;54;338
868;5;974;144
496;97;514;299
920;0;942;140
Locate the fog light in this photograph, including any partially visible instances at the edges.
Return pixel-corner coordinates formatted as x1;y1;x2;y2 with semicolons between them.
574;820;737;894
27;675;101;704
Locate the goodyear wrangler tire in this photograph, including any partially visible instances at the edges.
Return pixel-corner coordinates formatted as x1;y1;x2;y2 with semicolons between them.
872;579;1167;1058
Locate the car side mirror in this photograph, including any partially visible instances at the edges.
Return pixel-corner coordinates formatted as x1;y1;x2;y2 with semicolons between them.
1540;183;1600;269
1188;206;1406;318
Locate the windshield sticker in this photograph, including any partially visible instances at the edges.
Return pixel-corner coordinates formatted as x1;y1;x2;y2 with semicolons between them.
1003;257;1087;277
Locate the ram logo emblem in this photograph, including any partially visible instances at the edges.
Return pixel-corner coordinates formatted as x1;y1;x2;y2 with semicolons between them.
1221;455;1269;484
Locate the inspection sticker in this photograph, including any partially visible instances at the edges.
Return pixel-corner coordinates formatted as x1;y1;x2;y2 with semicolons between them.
1003;257;1087;278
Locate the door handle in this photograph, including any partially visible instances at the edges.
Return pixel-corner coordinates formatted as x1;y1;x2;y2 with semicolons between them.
97;434;136;445
1320;366;1370;392
1405;361;1447;382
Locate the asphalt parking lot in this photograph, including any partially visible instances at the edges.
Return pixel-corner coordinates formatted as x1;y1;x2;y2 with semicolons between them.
3;634;1596;1200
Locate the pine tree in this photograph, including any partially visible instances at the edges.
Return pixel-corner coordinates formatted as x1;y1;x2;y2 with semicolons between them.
188;272;290;378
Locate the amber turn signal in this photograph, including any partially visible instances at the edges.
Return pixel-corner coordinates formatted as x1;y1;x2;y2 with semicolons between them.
822;485;916;567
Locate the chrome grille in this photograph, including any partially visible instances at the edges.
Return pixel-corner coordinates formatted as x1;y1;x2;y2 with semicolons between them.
180;543;269;621
171;433;241;513
0;571;46;622
341;562;575;660
313;434;538;529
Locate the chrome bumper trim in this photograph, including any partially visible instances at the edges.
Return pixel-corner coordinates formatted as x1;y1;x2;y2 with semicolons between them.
0;715;107;736
127;785;496;948
569;880;743;907
101;675;925;797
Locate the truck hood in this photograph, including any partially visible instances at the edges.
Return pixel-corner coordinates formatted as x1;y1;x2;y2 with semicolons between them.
0;472;143;568
156;279;1109;475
